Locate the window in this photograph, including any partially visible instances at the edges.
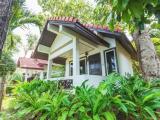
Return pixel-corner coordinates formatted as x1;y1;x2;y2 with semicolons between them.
43;72;47;79
104;49;118;75
80;59;86;75
88;53;102;75
69;58;87;76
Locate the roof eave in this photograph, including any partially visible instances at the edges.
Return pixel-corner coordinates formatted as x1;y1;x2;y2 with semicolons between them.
48;20;110;47
74;22;110;47
20;67;44;70
97;30;137;60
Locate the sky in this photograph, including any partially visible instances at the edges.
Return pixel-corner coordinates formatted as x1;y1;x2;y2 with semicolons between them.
13;0;42;62
25;0;42;13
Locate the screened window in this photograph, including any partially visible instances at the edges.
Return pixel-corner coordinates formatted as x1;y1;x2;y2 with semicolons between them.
105;49;118;75
80;59;86;75
69;58;87;76
88;53;102;75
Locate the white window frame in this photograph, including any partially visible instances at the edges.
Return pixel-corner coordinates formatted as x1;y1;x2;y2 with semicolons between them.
104;48;118;75
69;57;87;76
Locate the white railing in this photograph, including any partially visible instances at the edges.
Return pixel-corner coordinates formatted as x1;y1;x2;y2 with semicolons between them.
48;76;73;81
46;75;106;87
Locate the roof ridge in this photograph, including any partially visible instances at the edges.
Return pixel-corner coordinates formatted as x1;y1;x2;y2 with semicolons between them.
48;16;121;32
82;23;109;31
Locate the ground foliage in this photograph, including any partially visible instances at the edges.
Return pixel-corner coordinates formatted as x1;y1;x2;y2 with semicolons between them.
6;74;160;120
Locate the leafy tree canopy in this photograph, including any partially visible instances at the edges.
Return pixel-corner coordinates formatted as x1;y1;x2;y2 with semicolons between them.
10;0;43;31
96;0;160;31
3;34;21;54
38;0;94;23
0;53;16;76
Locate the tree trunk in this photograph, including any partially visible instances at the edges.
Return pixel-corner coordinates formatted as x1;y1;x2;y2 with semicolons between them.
134;29;160;80
0;76;6;111
0;0;13;53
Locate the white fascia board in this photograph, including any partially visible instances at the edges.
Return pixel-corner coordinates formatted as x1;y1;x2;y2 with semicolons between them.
47;23;59;34
37;44;50;54
47;23;75;39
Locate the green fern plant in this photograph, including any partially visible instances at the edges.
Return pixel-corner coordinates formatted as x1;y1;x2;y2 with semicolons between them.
10;74;160;120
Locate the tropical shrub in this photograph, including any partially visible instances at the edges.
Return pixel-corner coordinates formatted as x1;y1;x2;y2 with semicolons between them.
6;72;24;95
10;74;160;120
99;74;160;120
51;65;65;78
9;72;23;83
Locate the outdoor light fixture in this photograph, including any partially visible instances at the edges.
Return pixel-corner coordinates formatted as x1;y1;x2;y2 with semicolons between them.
85;52;88;61
85;52;88;56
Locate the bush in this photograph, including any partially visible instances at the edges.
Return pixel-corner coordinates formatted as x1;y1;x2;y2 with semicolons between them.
10;74;160;120
9;72;23;83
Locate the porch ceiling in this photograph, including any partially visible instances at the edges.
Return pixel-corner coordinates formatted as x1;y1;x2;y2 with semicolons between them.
32;51;66;65
60;42;94;58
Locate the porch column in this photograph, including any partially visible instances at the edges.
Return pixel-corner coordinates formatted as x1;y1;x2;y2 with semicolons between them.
25;69;28;82
47;59;52;79
72;38;80;76
40;71;44;80
101;51;106;76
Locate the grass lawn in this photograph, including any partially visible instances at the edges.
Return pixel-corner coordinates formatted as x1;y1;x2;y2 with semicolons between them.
0;96;14;120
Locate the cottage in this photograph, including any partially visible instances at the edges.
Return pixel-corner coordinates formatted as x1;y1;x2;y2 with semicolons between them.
17;57;48;81
32;17;136;87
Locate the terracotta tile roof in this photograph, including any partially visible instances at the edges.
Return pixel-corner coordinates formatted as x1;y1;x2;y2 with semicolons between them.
48;17;121;32
17;57;48;70
48;17;79;23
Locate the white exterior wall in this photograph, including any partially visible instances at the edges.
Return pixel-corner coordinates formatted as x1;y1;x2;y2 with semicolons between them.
103;37;116;47
116;42;133;75
17;68;43;81
50;75;106;87
17;65;48;80
17;68;43;76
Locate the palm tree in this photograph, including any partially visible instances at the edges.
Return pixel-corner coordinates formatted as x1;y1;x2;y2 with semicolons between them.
22;33;38;57
4;0;43;53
